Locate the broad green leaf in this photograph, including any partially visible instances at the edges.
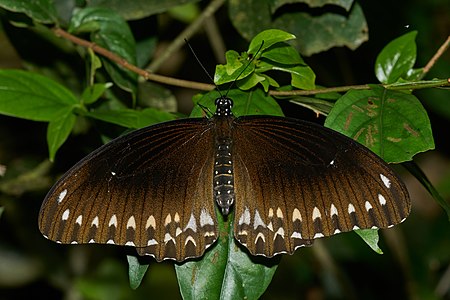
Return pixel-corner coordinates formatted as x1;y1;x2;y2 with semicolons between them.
229;0;368;56
81;83;113;105
269;0;354;12
176;209;278;300
236;72;266;90
375;31;417;84
248;29;296;54
0;70;78;121
127;255;149;290
273;64;316;90
214;51;254;85
69;7;138;95
86;0;201;20
191;89;284;118
324;86;434;163
47;108;76;161
261;42;305;65
0;0;58;23
355;229;383;254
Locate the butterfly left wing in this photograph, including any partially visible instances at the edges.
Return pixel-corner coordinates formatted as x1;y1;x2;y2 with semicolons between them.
39;118;218;262
232;116;410;257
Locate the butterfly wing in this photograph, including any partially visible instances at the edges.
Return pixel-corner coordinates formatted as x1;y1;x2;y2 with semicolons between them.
232;116;410;257
39;118;218;262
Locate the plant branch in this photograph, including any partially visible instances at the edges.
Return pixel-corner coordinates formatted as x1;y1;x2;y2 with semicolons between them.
147;0;226;72
421;35;450;78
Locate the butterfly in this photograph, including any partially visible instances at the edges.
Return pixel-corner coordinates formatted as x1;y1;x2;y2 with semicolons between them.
38;95;410;262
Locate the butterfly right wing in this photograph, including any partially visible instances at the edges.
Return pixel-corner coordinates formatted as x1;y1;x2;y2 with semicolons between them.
39;118;218;262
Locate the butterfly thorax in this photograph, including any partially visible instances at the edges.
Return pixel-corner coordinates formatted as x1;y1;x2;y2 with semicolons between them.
213;96;236;215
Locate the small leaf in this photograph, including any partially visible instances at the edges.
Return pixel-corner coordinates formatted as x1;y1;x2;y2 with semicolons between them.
81;83;113;105
375;31;417;84
0;70;78;121
248;29;296;54
47;108;76;161
260;42;305;65
324;86;434;163
127;255;149;290
355;229;383;254
214;51;254;85
0;0;58;24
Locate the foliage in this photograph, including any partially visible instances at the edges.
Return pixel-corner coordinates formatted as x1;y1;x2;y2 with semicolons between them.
0;0;449;299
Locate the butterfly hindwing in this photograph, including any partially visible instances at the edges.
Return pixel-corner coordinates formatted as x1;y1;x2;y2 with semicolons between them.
39;118;219;262
232;116;410;257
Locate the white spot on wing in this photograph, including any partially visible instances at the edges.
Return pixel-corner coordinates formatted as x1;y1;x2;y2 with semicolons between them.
185;236;197;246
348;204;356;214
238;207;251;225
330;204;338;217
292;208;302;222
312;207;321;221
276;207;283;218
127;216;136;229
200;209;214;227
380;174;391;188
107;239;115;244
75;215;83;225
313;232;324;238
291;231;302;239
255;232;266;243
62;209;70;221
109;215;117;227
184;213;197;232
365;201;373;211
57;189;68;204
253;209;266;229
125;241;135;246
378;194;387;205
91;216;99;227
274;227;285;239
164;214;172;226
146;215;156;230
147;239;158;246
164;233;175;244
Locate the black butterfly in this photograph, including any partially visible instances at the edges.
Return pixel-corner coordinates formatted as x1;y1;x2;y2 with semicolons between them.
39;95;410;262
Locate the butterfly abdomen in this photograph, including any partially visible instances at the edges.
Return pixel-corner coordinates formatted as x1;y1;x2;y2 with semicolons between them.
214;138;235;215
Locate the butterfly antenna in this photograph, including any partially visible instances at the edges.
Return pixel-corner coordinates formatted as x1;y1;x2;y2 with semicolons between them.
184;39;223;97
224;41;264;97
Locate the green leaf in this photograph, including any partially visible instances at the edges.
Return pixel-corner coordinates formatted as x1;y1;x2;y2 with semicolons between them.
375;31;417;84
0;0;58;24
127;255;149;290
214;51;254;85
324;86;434;163
47;108;76;161
176;209;278;300
229;1;368;56
248;29;296;54
269;0;354;12
0;70;78;122
355;229;383;254
260;42;305;65
191;89;284;118
81;83;113;105
69;7;138;95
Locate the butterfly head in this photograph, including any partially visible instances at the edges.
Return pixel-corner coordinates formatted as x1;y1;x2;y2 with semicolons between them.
215;96;234;117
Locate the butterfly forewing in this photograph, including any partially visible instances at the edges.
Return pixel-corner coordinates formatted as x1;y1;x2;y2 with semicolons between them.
232;116;410;257
39;118;219;262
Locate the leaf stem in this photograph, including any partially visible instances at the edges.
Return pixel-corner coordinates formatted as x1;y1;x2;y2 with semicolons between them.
421;35;450;79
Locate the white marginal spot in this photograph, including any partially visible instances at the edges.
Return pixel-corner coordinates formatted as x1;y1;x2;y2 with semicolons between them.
75;215;83;226
352;225;360;230
125;241;136;246
185;236;197;247
268;208;274;218
91;216;99;227
365;201;373;212
203;231;215;237
313;233;324;238
348;203;356;214
255;232;266;244
108;215;117;227
253;209;266;229
146;215;156;230
127;216;136;229
238;207;251;225
107;239;115;244
267;222;274;232
57;189;68;204
312;207;321;221
184;213;197;232
387;224;395;228
176;227;182;237
200;209;214;227
378;194;387;205
88;239;95;243
62;209;70;221
164;233;175;244
291;231;302;239
238;230;248;236
380;174;391;188
147;239;158;246
330;204;338;217
70;241;78;244
274;227;285;239
276;207;283;219
292;208;302;222
164;214;172;226
334;229;341;234
174;213;180;223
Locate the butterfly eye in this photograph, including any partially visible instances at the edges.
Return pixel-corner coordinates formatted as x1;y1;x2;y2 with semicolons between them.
38;95;410;262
